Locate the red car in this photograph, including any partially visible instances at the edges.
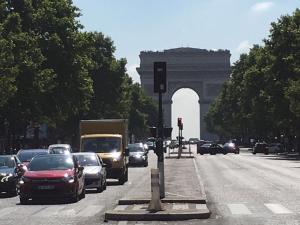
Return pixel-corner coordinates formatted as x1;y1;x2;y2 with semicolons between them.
18;154;85;204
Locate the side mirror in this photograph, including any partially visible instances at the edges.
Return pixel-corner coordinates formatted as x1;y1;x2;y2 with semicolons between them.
125;147;129;156
16;163;26;176
78;166;84;172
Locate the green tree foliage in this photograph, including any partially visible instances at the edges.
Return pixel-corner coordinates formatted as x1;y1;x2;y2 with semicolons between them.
206;8;300;142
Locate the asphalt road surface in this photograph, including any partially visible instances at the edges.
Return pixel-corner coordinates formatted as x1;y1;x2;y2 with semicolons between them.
0;147;299;225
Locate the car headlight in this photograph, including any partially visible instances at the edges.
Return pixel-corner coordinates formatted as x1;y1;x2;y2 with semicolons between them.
19;176;31;184
112;152;121;162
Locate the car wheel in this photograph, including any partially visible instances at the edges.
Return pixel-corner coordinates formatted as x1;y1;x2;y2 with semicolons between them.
20;196;28;205
71;190;79;203
200;153;204;155
252;151;256;154
144;161;148;167
119;168;128;185
264;151;269;155
97;179;104;193
103;177;107;190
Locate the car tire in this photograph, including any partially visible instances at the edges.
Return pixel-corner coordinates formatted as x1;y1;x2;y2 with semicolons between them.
119;168;128;185
97;178;104;193
71;190;79;203
20;196;28;205
103;178;107;190
252;151;256;154
200;153;204;155
144;161;148;167
264;151;269;155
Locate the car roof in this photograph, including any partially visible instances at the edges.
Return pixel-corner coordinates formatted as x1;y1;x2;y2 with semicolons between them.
49;144;71;148
33;153;72;159
73;152;97;155
18;149;48;153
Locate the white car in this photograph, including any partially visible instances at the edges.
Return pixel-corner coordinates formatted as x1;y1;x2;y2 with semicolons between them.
267;143;283;154
48;144;72;154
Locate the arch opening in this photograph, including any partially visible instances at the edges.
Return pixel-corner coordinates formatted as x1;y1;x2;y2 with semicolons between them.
171;88;200;140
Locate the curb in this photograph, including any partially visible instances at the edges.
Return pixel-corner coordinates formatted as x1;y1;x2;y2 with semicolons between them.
105;208;211;221
119;198;206;205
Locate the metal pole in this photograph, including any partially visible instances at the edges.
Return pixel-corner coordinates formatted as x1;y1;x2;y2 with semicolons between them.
157;90;165;198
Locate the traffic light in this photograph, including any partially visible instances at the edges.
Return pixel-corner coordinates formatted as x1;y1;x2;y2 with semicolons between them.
177;118;183;130
154;62;167;93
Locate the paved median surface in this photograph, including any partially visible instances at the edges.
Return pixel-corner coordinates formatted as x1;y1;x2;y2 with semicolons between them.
105;148;210;221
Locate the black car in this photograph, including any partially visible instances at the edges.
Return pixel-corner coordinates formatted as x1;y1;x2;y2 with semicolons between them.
223;142;240;154
16;149;49;166
0;155;23;195
197;143;226;155
252;142;268;154
128;143;148;167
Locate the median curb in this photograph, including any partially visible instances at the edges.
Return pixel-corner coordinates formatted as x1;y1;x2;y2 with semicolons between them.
118;197;206;205
105;204;210;221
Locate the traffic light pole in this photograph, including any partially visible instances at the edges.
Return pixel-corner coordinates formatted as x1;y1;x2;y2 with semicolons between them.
157;90;165;199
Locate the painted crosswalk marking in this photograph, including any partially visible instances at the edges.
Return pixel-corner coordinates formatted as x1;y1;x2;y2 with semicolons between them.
173;203;188;210
117;221;127;225
33;205;66;217
264;204;292;214
76;205;104;217
227;204;252;215
115;205;128;210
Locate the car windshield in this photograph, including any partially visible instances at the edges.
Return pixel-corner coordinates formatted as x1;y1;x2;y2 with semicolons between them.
201;144;211;147
128;145;144;152
0;156;15;168
49;147;70;154
28;155;74;171
82;137;121;153
17;150;48;162
75;154;99;166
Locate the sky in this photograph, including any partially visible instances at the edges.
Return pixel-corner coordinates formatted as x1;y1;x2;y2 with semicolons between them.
72;0;299;139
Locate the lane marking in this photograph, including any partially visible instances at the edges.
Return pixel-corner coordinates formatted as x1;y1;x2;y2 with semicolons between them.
33;205;66;217
115;205;128;210
117;221;128;225
227;204;252;215
76;205;104;217
173;203;188;210
196;204;208;210
265;203;292;214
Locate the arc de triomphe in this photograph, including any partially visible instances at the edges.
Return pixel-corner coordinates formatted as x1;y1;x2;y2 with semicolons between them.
136;47;231;140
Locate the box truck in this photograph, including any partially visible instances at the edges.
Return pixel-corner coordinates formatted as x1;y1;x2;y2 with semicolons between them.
79;119;129;184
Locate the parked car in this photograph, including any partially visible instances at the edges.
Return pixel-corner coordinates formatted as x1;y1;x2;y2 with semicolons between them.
18;154;85;204
48;144;72;154
73;152;106;192
223;142;240;154
197;143;226;155
252;142;268;155
0;155;24;195
128;143;148;167
267;143;284;154
16;149;49;166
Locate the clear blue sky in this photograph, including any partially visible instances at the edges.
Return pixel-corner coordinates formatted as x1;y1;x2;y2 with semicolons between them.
73;0;299;139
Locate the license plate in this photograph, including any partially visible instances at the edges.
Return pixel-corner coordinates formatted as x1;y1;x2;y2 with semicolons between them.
37;185;55;190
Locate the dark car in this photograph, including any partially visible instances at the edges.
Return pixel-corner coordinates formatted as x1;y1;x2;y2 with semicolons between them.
16;149;49;166
18;154;85;204
223;142;240;154
128;143;148;167
73;152;106;192
197;143;226;155
252;142;268;155
0;155;23;195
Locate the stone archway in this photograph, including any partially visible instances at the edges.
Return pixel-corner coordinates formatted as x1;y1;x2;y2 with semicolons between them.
137;47;231;140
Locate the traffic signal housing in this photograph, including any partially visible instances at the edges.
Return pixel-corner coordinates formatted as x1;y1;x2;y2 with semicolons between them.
177;117;183;130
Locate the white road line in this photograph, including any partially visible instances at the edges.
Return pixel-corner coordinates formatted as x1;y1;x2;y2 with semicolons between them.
76;205;104;217
33;205;66;217
115;205;128;210
196;204;208;210
132;204;147;210
173;203;188;210
117;221;128;225
0;207;18;217
265;204;292;214
227;204;252;215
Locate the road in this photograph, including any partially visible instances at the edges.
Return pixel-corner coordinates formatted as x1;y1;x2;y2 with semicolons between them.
0;148;299;225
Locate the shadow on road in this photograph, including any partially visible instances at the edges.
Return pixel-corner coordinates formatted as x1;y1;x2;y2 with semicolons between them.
254;153;300;162
0;192;16;199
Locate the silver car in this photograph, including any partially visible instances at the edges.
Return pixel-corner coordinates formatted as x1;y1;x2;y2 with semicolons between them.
48;144;72;154
73;152;107;192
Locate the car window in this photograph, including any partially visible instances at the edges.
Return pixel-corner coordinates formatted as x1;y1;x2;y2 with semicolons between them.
75;154;99;166
28;155;74;171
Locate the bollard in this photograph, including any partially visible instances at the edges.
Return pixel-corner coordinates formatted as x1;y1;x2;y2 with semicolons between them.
178;144;182;159
148;169;163;211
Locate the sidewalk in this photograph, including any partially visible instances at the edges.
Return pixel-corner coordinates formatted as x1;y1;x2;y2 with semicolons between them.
104;152;210;221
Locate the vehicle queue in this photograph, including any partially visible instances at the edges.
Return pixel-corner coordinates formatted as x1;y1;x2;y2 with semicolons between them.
0;142;149;205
